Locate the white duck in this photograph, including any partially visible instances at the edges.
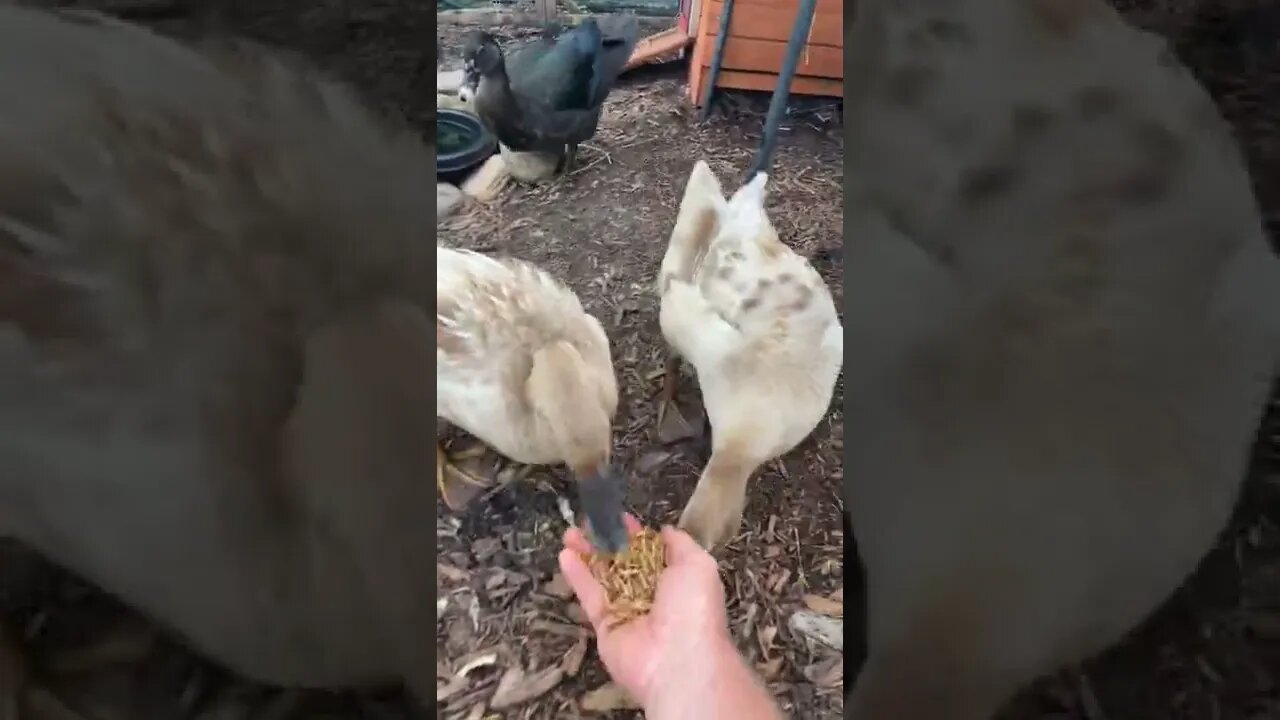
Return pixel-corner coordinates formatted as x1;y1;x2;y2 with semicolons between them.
844;1;1280;718
435;244;628;553
655;162;843;550
0;5;439;713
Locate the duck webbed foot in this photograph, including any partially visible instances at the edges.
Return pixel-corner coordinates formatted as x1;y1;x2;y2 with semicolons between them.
436;442;496;511
655;354;704;443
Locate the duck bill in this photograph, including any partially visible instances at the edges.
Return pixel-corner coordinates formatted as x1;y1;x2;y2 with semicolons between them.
577;463;629;555
458;62;479;103
458;83;475;103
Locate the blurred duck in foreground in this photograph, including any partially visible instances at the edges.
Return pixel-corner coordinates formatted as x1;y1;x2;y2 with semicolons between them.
656;162;843;551
436;244;628;554
458;17;639;174
843;0;1280;718
0;4;440;712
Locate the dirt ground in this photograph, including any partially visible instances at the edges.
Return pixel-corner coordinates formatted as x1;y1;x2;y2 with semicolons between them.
0;1;1276;720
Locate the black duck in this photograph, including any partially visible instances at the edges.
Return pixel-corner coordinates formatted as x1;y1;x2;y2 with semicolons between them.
460;17;639;172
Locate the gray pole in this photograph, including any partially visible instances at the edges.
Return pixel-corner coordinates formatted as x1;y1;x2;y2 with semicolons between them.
698;0;737;121
746;0;818;180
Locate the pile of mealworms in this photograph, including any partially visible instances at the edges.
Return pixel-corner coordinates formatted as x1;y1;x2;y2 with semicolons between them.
584;527;665;628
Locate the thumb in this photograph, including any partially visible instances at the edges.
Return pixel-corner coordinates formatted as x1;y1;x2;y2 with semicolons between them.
558;548;610;633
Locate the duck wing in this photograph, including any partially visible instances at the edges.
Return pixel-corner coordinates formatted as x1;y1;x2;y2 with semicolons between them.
512;20;602;112
521;16;639;143
502;34;558;85
585;16;640;108
477;17;638;151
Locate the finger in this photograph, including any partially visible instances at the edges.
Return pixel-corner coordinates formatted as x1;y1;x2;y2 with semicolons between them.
563;526;596;555
558;548;610;631
660;525;713;566
622;513;644;536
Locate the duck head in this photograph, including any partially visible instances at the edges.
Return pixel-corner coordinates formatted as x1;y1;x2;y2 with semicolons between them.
526;339;629;555
458;31;503;104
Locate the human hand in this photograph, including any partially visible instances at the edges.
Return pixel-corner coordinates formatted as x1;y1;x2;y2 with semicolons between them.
558;515;733;708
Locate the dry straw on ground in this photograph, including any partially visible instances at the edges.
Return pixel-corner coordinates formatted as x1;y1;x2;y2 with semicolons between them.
584;528;666;628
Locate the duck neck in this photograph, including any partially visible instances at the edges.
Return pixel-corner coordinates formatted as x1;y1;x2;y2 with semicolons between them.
480;59;519;109
526;340;611;466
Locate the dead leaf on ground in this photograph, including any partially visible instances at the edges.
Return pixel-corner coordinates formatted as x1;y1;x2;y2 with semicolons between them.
758;625;778;657
470;537;502;562
802;593;844;617
562;637;588;677
437;562;470;584
542;572;574;600
530;618;584;638
490;664;566;710
770;568;791;593
635;449;675;474
484;571;508;591
757;656;786;681
566;602;590;626
456;650;500;678
789;610;843;651
804;655;843;689
656;400;705;444
580;682;641;713
437;674;471;704
740;602;760;644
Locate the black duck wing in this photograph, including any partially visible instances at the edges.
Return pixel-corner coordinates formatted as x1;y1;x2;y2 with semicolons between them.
504;34;561;85
517;16;637;147
584;16;639;108
513;20;601;111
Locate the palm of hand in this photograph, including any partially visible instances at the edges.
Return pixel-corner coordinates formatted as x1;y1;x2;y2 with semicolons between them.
559;520;730;706
596;562;728;699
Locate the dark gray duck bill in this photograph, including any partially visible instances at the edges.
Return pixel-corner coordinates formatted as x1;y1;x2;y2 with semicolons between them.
579;464;629;555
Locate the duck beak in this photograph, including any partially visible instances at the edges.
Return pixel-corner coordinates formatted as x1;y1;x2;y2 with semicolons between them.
459;63;478;103
578;463;629;555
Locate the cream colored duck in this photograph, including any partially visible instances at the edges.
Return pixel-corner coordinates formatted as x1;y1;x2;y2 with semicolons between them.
656;162;843;550
0;5;439;714
436;244;628;553
844;0;1280;718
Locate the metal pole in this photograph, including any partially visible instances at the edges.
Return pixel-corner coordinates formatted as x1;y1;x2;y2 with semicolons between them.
698;0;736;121
746;0;818;179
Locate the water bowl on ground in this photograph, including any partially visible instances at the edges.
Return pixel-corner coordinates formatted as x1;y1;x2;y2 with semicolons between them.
437;108;496;185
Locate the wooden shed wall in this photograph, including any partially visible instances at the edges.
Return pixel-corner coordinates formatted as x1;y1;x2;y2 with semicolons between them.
687;0;843;104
